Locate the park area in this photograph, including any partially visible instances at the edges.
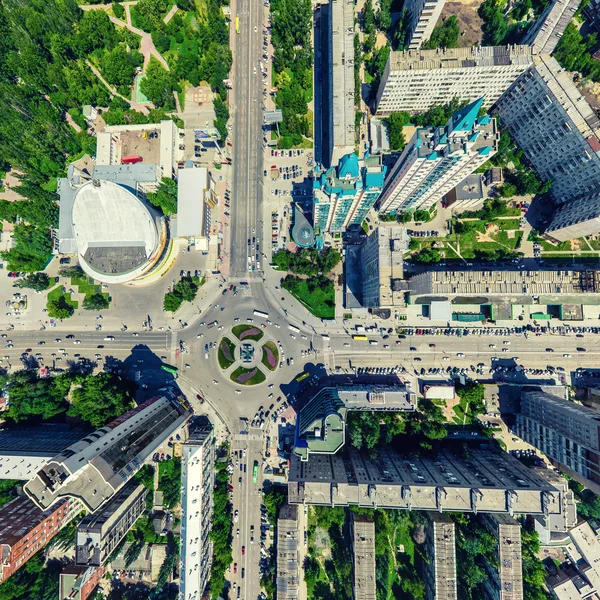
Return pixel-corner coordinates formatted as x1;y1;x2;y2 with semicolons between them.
281;275;335;319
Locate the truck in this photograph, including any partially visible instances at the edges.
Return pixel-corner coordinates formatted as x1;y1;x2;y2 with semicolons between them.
207;321;218;329
121;155;143;164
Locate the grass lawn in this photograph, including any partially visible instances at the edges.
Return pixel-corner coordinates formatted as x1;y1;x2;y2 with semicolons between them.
452;397;472;425
218;337;236;370
230;366;266;386
261;341;279;371
283;278;334;319
47;286;78;310
540;239;574;252
232;324;264;342
41;177;57;193
71;275;110;305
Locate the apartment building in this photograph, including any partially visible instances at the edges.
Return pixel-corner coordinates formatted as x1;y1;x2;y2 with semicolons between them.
294;385;417;461
313;153;386;233
359;226;410;308
0;495;80;583
276;503;300;600
515;389;600;493
378;98;498;213
494;54;600;240
24;386;191;512
424;513;457;600
288;445;571;517
521;0;579;55
481;514;524;600
76;481;148;567
179;419;215;600
327;0;356;167
404;0;446;50
59;566;106;600
375;45;533;115
351;513;376;600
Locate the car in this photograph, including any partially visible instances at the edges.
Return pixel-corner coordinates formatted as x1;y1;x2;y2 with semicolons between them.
233;563;237;574
74;340;81;344
212;380;219;385
242;546;245;555
241;568;245;579
235;389;241;394
563;353;572;358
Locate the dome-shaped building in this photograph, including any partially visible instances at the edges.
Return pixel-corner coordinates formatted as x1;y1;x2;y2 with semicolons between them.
70;179;165;284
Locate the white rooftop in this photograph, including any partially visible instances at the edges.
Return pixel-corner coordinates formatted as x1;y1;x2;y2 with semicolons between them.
176;168;208;238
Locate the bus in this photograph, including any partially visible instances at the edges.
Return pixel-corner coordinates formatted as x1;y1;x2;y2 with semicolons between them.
296;371;309;382
352;335;368;341
253;460;259;484
235;16;240;33
288;324;300;333
161;365;179;375
253;310;269;319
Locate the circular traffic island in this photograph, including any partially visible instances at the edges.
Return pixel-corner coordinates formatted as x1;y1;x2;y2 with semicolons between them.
217;337;237;370
261;340;279;371
232;324;264;342
230;365;267;386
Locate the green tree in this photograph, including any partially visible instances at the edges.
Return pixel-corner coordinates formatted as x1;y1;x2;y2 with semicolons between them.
412;247;441;264
112;2;126;19
376;0;392;31
479;0;509;45
47;296;74;319
146;176;178;215
68;372;134;427
386;112;411;151
163;292;182;312
82;293;110;311
173;276;198;301
2;225;53;273
13;272;50;292
422;16;460;49
363;0;375;35
140;58;176;110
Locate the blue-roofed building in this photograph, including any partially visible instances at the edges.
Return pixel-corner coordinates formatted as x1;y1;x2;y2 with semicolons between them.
378;99;499;213
312;153;387;233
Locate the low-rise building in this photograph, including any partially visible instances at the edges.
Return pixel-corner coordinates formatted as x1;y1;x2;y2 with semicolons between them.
76;481;148;567
375;46;533;115
424;513;457;600
179;419;214;600
173;166;211;240
0;496;80;583
276;503;299;600
351;513;376;600
481;514;523;600
59;566;105;600
25;387;191;512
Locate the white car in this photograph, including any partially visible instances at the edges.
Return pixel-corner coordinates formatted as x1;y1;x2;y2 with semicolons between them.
268;384;274;389
218;326;224;330
343;343;349;347
457;352;465;357
234;318;240;322
235;389;241;394
274;323;280;328
212;380;219;385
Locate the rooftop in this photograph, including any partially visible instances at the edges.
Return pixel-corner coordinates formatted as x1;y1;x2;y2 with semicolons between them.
389;44;534;72
176;167;208;238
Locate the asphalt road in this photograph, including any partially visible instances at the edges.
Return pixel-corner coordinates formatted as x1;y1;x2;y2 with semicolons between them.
230;434;264;600
230;0;264;277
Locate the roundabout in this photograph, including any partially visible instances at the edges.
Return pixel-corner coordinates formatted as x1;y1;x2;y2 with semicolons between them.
217;324;280;386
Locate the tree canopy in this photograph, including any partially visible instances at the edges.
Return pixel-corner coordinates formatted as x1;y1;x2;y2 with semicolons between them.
272;247;341;276
386;112;411;151
13;272;50;292
146;177;178;216
82;293;110;311
422;16;460;49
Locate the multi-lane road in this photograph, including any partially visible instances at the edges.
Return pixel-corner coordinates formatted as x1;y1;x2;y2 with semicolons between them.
230;0;265;277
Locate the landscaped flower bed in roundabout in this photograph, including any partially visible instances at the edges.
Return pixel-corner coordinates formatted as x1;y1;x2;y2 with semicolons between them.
217;337;236;369
230;366;267;385
232;324;264;342
261;341;279;371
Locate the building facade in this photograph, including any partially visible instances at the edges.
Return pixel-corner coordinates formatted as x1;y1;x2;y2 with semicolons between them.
360;226;409;308
276;503;300;600
404;0;446;50
76;482;148;567
424;514;457;600
494;54;600;240
313;153;386;233
351;513;376;600
179;419;215;600
481;514;524;600
327;0;356;167
521;0;579;55
59;566;106;600
25;387;191;512
515;390;600;493
0;496;80;583
378;99;498;213
375;45;533;115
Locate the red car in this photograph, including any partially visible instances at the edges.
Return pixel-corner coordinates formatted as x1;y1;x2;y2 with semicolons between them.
242;546;245;556
233;563;237;574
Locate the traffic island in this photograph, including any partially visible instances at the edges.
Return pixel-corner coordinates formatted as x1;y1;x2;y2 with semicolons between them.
217;337;237;370
232;324;264;342
230;366;266;386
261;341;279;371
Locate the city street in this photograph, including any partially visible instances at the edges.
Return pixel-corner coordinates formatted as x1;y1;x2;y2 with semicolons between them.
229;0;264;277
